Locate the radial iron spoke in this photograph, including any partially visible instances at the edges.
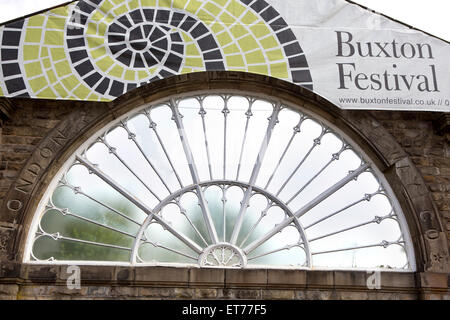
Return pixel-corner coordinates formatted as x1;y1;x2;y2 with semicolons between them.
76;155;203;254
230;103;281;245
59;177;142;226
244;162;371;254
305;189;383;230
239;203;271;247
142;240;198;261
36;231;132;251
276;127;328;197
311;240;404;255
309;214;392;242
170;98;219;244
248;242;303;261
144;109;183;188
177;201;210;247
236;100;254;180
119;121;173;194
197;98;213;180
98;135;162;201
286;144;349;205
222;186;227;242
265;115;305;189
46;202;137;239
222;96;230;180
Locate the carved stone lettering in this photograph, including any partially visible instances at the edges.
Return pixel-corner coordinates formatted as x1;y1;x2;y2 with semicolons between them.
6;200;22;212
426;230;439;240
27;163;41;177
50;130;67;147
39;147;53;159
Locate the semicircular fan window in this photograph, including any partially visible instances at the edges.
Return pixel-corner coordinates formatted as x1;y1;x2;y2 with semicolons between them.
28;93;415;270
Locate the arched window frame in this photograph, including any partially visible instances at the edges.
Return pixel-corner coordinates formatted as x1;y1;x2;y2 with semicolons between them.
23;88;417;272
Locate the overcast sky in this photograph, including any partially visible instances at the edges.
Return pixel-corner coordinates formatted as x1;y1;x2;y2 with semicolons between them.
0;0;448;41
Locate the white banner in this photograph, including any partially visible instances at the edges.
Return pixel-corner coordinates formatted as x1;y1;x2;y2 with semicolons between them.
0;0;448;112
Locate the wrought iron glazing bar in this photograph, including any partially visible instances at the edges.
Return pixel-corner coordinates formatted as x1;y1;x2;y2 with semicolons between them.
276;127;328;197
286;144;348;205
59;176;142;225
76;155;203;254
98;135;162;201
236;99;254;180
119;121;172;194
35;231;132;251
222;96;230;180
46;202;137;239
142;240;198;261
177;201;210;247
304;189;382;230
309;215;392;242
311;240;404;255
197;98;214;180
144;109;184;188
248;242;303;261
244;162;371;254
230;103;281;245
265;115;305;189
169;98;219;244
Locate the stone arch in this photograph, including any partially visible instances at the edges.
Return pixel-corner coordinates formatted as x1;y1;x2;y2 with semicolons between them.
0;71;448;273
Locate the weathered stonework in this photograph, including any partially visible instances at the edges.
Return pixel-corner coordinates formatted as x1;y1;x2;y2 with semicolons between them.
0;72;448;299
0;264;447;300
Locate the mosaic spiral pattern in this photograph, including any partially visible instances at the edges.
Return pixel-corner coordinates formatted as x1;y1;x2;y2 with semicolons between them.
0;0;313;101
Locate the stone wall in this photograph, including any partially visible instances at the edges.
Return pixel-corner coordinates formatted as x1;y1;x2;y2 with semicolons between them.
0;72;448;299
0;264;448;300
371;112;450;249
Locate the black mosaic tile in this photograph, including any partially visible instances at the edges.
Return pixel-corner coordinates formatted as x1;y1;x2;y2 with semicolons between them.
288;55;308;69
283;42;303;56
4;19;25;29
84;72;103;87
109;80;125;97
171;43;184;54
130;9;144;24
75;60;95;77
276;29;296;44
156;10;170;24
5;77;26;93
1;48;18;61
109;44;127;55
190;23;209;39
153;38;168;51
250;0;269;13
203;49;222;60
2;31;21;46
165;53;182;72
143;9;155;22
118;16;132;28
180;16;196;32
67;37;86;48
116;50;133;66
2;63;21;77
260;6;278;22
69;50;88;63
143;52;158;67
171;32;182;43
95;78;110;95
292;69;312;83
170;12;185;27
270;17;287;31
197;34;217;51
134;53;145;68
205;61;225;70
